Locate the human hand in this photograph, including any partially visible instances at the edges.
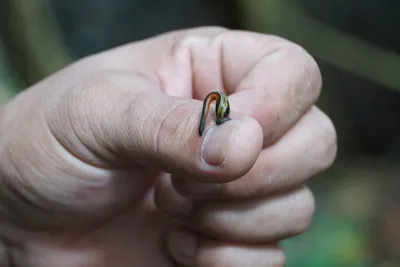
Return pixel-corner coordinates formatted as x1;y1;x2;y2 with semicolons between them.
0;27;336;266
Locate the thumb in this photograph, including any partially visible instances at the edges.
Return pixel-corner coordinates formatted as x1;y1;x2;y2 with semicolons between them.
52;71;263;183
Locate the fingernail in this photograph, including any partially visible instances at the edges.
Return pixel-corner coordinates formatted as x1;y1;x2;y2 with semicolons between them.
167;229;197;265
201;120;239;166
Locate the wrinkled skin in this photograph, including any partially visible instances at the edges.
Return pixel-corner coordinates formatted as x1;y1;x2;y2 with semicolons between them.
0;27;337;267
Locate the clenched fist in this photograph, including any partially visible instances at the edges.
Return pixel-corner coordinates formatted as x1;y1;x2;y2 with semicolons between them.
0;27;336;267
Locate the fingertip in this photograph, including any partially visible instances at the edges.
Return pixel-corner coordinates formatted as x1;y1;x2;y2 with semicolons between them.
223;116;263;176
167;228;198;266
200;116;263;182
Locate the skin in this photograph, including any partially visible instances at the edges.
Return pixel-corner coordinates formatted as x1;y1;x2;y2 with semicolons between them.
0;27;337;267
199;91;231;136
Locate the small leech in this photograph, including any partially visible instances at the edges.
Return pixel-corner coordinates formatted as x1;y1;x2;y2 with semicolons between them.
199;91;232;136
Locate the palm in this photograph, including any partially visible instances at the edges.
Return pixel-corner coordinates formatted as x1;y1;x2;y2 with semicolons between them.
16;172;174;267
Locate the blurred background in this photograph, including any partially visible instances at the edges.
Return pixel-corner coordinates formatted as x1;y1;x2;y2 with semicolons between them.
0;0;399;266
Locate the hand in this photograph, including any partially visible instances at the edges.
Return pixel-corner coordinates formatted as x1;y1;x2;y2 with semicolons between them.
0;27;336;267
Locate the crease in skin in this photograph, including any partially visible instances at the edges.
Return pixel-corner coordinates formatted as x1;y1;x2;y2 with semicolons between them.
153;100;204;175
97;112;126;164
188;42;197;99
231;46;285;94
218;33;229;94
48;96;127;170
43;88;110;170
198;30;229;94
0;155;59;230
163;34;196;99
0;119;65;227
228;47;319;148
170;30;218;101
187;186;312;244
45;70;161;170
46;120;112;172
212;30;260;95
43;123;143;216
234;47;282;96
153;100;193;161
125;94;158;163
70;89;119;168
5;139;74;204
120;92;170;170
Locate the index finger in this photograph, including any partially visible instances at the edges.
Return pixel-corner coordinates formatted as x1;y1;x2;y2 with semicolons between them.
220;31;322;145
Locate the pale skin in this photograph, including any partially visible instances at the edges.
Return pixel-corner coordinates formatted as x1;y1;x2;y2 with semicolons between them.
0;27;337;266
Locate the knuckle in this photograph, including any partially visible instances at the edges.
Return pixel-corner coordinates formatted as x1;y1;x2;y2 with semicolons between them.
155;100;197;151
304;49;323;94
198;245;287;267
275;249;287;267
290;187;315;235
315;109;338;171
172;27;229;53
287;42;323;99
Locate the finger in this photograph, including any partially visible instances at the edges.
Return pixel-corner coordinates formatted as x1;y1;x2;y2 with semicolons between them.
219;32;322;145
158;184;315;244
167;228;285;267
188;186;315;243
176;29;322;145
171;106;337;200
48;70;263;182
154;174;193;218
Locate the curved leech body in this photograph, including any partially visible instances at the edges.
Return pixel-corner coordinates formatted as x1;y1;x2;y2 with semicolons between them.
198;91;231;136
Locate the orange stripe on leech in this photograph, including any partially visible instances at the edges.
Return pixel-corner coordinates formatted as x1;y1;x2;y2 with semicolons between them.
204;93;218;122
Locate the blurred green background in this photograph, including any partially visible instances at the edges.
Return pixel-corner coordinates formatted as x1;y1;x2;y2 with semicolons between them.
1;0;399;266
